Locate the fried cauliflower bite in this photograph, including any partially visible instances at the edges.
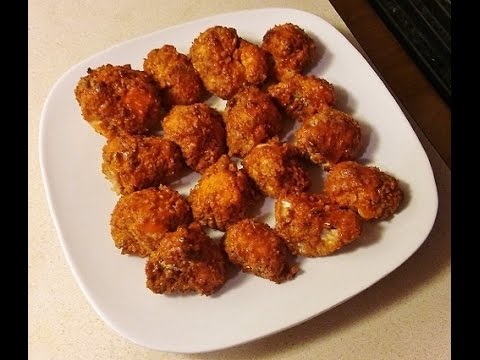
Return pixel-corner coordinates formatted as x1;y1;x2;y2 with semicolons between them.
294;107;362;168
143;45;205;107
162;103;227;173
102;134;185;195
242;138;311;198
145;223;227;295
189;26;269;99
324;161;404;220
74;64;163;138
110;186;192;257
275;192;362;257
223;219;299;283
223;86;283;157
267;74;335;122
262;23;316;81
188;155;258;231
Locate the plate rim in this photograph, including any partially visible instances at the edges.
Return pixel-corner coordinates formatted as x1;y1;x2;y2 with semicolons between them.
39;6;439;353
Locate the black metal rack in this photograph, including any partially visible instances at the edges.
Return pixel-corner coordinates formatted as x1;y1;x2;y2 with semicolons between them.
368;0;451;105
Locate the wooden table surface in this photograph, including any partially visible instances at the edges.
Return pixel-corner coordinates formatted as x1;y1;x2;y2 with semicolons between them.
330;0;451;168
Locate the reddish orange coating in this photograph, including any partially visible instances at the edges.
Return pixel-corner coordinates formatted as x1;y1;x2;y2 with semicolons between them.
242;138;311;198
262;23;317;80
294;107;362;167
110;186;192;257
143;45;205;107
224;219;299;283
324;161;404;220
267;74;335;122
162;103;227;173
189;26;269;99
145;223;227;295
74;64;163;138
188;155;258;231
102;134;185;195
223;86;283;157
275;192;362;257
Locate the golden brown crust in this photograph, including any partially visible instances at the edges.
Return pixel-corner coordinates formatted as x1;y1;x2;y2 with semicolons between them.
188;155;258;231
262;23;316;80
223;219;299;283
223;86;283;157
145;223;227;295
267;74;335;122
110;186;192;257
74;64;163;138
324;161;404;220
75;23;410;296
143;45;205;107
242;137;311;198
238;40;269;85
162;103;227;173
294;107;362;167
275;192;362;257
102;134;185;195
189;26;269;99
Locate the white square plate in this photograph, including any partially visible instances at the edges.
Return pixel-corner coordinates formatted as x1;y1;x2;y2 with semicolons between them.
39;7;438;353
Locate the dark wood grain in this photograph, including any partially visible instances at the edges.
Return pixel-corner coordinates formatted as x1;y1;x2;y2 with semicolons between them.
330;0;451;168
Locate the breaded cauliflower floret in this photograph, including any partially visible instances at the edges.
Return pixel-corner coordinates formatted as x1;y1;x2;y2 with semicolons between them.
145;223;227;295
267;73;335;122
223;219;299;283
102;134;185;195
162;103;226;173
189;26;269;99
294;107;362;168
262;23;316;80
188;155;258;231
242;137;311;198
110;186;192;257
74;64;163;138
224;86;283;157
143;45;205;107
275;192;362;257
324;161;404;220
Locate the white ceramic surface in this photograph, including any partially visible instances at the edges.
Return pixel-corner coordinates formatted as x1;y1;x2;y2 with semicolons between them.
39;8;438;353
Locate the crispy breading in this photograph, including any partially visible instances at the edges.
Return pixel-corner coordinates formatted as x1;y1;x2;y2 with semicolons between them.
75;22;411;297
294;107;362;168
223;219;299;283
188;155;258;231
189;26;269;99
162;103;226;173
110;186;192;257
242;137;311;198
324;161;404;220
143;45;205;107
224;86;283;157
275;192;362;257
102;134;185;195
74;64;163;138
262;23;316;80
145;223;227;295
267;73;335;122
